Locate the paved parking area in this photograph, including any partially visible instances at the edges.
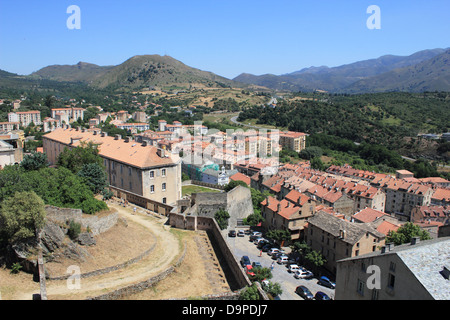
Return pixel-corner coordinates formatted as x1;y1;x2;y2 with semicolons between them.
226;232;335;300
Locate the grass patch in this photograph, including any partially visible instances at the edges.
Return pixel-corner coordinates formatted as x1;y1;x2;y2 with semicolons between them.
182;185;222;197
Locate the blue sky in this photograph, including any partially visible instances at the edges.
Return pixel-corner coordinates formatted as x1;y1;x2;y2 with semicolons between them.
0;0;449;79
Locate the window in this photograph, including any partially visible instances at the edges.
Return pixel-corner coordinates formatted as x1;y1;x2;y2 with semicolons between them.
150;171;155;179
371;289;379;300
162;169;166;177
389;262;396;272
150;185;155;193
357;279;365;296
163;197;167;204
129;167;132;176
162;183;166;191
388;273;395;289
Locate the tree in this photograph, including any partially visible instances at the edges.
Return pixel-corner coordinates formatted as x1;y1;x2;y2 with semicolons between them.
310;157;325;170
305;250;326;275
224;180;248;192
214;209;230;230
263;281;283;298
57;141;103;174
0;191;46;244
20;152;49;171
251;267;272;283
265;229;291;246
386;222;431;245
239;283;260;300
77;163;108;194
244;209;265;227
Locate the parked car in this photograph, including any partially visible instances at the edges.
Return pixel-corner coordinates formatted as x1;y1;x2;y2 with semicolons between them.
257;240;270;249
237;229;245;237
315;291;332;300
318;276;336;289
272;252;287;260
228;230;236;237
240;256;251;267
294;269;314;279
295;285;314;300
277;256;289;264
252;261;262;269
245;265;255;277
288;264;300;273
285;259;298;267
262;244;272;252
254;237;266;245
250;232;262;241
268;248;280;256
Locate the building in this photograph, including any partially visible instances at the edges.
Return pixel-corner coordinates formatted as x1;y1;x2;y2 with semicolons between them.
114;122;150;133
305;211;386;274
260;191;316;241
279;131;306;153
42;126;182;205
335;237;450;300
383;181;434;221
0;139;16;168
8;111;42;127
51;107;86;124
0;122;20;131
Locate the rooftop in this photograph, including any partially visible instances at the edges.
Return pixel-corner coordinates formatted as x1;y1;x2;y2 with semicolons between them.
43;127;179;169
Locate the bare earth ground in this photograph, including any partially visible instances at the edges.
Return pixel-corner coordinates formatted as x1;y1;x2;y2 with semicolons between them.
0;202;227;300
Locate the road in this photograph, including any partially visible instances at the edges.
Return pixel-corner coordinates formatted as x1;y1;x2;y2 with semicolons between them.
226;233;335;300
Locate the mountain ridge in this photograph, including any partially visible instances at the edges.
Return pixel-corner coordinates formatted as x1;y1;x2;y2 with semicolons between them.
233;48;450;93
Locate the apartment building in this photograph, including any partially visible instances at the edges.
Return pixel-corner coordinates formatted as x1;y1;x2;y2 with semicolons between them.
42;126;182;205
383;180;434;221
279;131;306;153
0;122;20;131
335;237;450;300
260;191;316;241
305;211;386;274
8;111;42;127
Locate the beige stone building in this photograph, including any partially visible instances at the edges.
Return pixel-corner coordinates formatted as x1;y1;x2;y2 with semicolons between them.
42;126;182;205
305;211;386;274
335;237;450;300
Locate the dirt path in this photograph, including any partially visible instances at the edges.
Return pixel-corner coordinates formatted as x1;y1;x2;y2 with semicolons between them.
15;203;181;300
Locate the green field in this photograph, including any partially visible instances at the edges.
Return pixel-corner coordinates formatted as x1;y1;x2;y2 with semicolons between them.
182;185;222;196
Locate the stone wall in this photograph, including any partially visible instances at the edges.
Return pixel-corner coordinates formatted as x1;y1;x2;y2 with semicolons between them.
45;206;118;236
168;212;268;300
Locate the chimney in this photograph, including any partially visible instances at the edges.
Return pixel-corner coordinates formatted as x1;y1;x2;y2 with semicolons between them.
158;148;166;158
277;203;281;212
142;140;149;147
386;243;395;251
115;134;121;140
101;132;108;137
411;237;420;245
124;136;130;143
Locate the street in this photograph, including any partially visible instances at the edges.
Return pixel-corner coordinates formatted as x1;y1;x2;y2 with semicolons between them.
226;232;335;300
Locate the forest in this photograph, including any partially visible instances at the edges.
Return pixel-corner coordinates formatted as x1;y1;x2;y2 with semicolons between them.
238;92;450;155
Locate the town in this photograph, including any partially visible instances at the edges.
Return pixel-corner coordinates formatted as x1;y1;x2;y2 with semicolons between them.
0;91;448;301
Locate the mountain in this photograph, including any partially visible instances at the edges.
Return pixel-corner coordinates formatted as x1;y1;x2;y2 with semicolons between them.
344;49;450;93
29;55;244;91
31;62;114;83
233;48;450;93
91;54;242;90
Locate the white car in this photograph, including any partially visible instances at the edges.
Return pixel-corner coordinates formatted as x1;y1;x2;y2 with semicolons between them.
288;264;300;273
268;248;280;256
237;230;245;237
294;269;314;279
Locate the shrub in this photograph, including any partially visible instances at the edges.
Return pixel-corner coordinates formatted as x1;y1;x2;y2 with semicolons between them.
67;220;81;240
